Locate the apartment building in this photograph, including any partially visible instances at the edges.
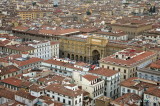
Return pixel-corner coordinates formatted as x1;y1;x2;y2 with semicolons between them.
42;58;90;77
137;60;160;82
45;84;83;106
73;72;104;103
143;86;160;106
120;77;158;97
89;68;120;99
99;48;157;81
28;40;52;60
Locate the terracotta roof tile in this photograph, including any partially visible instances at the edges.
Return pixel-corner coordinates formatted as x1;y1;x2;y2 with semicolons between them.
0;65;19;76
16;90;37;100
1;77;32;87
112;93;141;105
89;68;119;77
144;86;160;98
0;87;15;100
100;49;156;66
120;77;158;90
83;74;98;81
45;84;83;97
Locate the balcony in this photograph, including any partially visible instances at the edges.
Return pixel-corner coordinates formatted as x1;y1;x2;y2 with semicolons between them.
91;78;103;85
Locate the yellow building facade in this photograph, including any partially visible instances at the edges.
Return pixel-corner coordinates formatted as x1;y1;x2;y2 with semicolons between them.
17;10;52;20
60;36;124;63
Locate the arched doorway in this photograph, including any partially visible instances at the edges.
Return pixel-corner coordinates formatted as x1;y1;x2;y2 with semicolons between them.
80;56;83;61
92;50;100;64
75;55;78;61
84;57;86;62
67;54;70;59
71;54;74;60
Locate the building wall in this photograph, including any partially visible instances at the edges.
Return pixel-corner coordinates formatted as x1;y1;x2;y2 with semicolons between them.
143;93;160;106
0;97;12;104
15;95;38;106
137;71;160;82
121;86;143;96
111;24;152;39
100;54;157;81
51;43;59;58
29;41;52;60
89;72;120;99
60;36;124;63
0;71;20;80
46;90;83;106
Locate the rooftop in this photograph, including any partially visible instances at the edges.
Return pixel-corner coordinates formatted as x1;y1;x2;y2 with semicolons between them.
45;84;83;97
111;93;141;106
144;86;160;98
100;48;156;67
120;77;158;91
89;68;119;77
83;74;99;81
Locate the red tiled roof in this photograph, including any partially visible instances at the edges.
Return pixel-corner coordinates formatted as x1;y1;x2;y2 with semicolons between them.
149;60;160;69
120;77;158;90
16;90;37;100
100;50;156;66
29;84;43;92
83;74;98;81
12;26;29;32
1;77;31;87
6;45;35;51
13;57;43;67
0;65;19;76
89;68;118;77
0;39;11;47
144;86;160;98
39;28;80;36
0;87;15;100
45;84;83;97
112;93;141;105
43;59;82;71
50;41;59;45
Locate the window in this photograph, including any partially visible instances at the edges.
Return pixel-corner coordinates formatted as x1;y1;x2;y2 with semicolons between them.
68;101;71;105
110;91;112;96
79;98;81;102
75;100;77;105
127;89;130;93
133;90;136;93
113;67;115;70
146;95;150;99
107;66;109;69
52;96;54;98
63;99;65;103
124;69;126;73
124;75;126;79
153;103;156;106
58;97;60;101
104;92;107;96
122;88;125;92
118;68;120;71
102;65;104;68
